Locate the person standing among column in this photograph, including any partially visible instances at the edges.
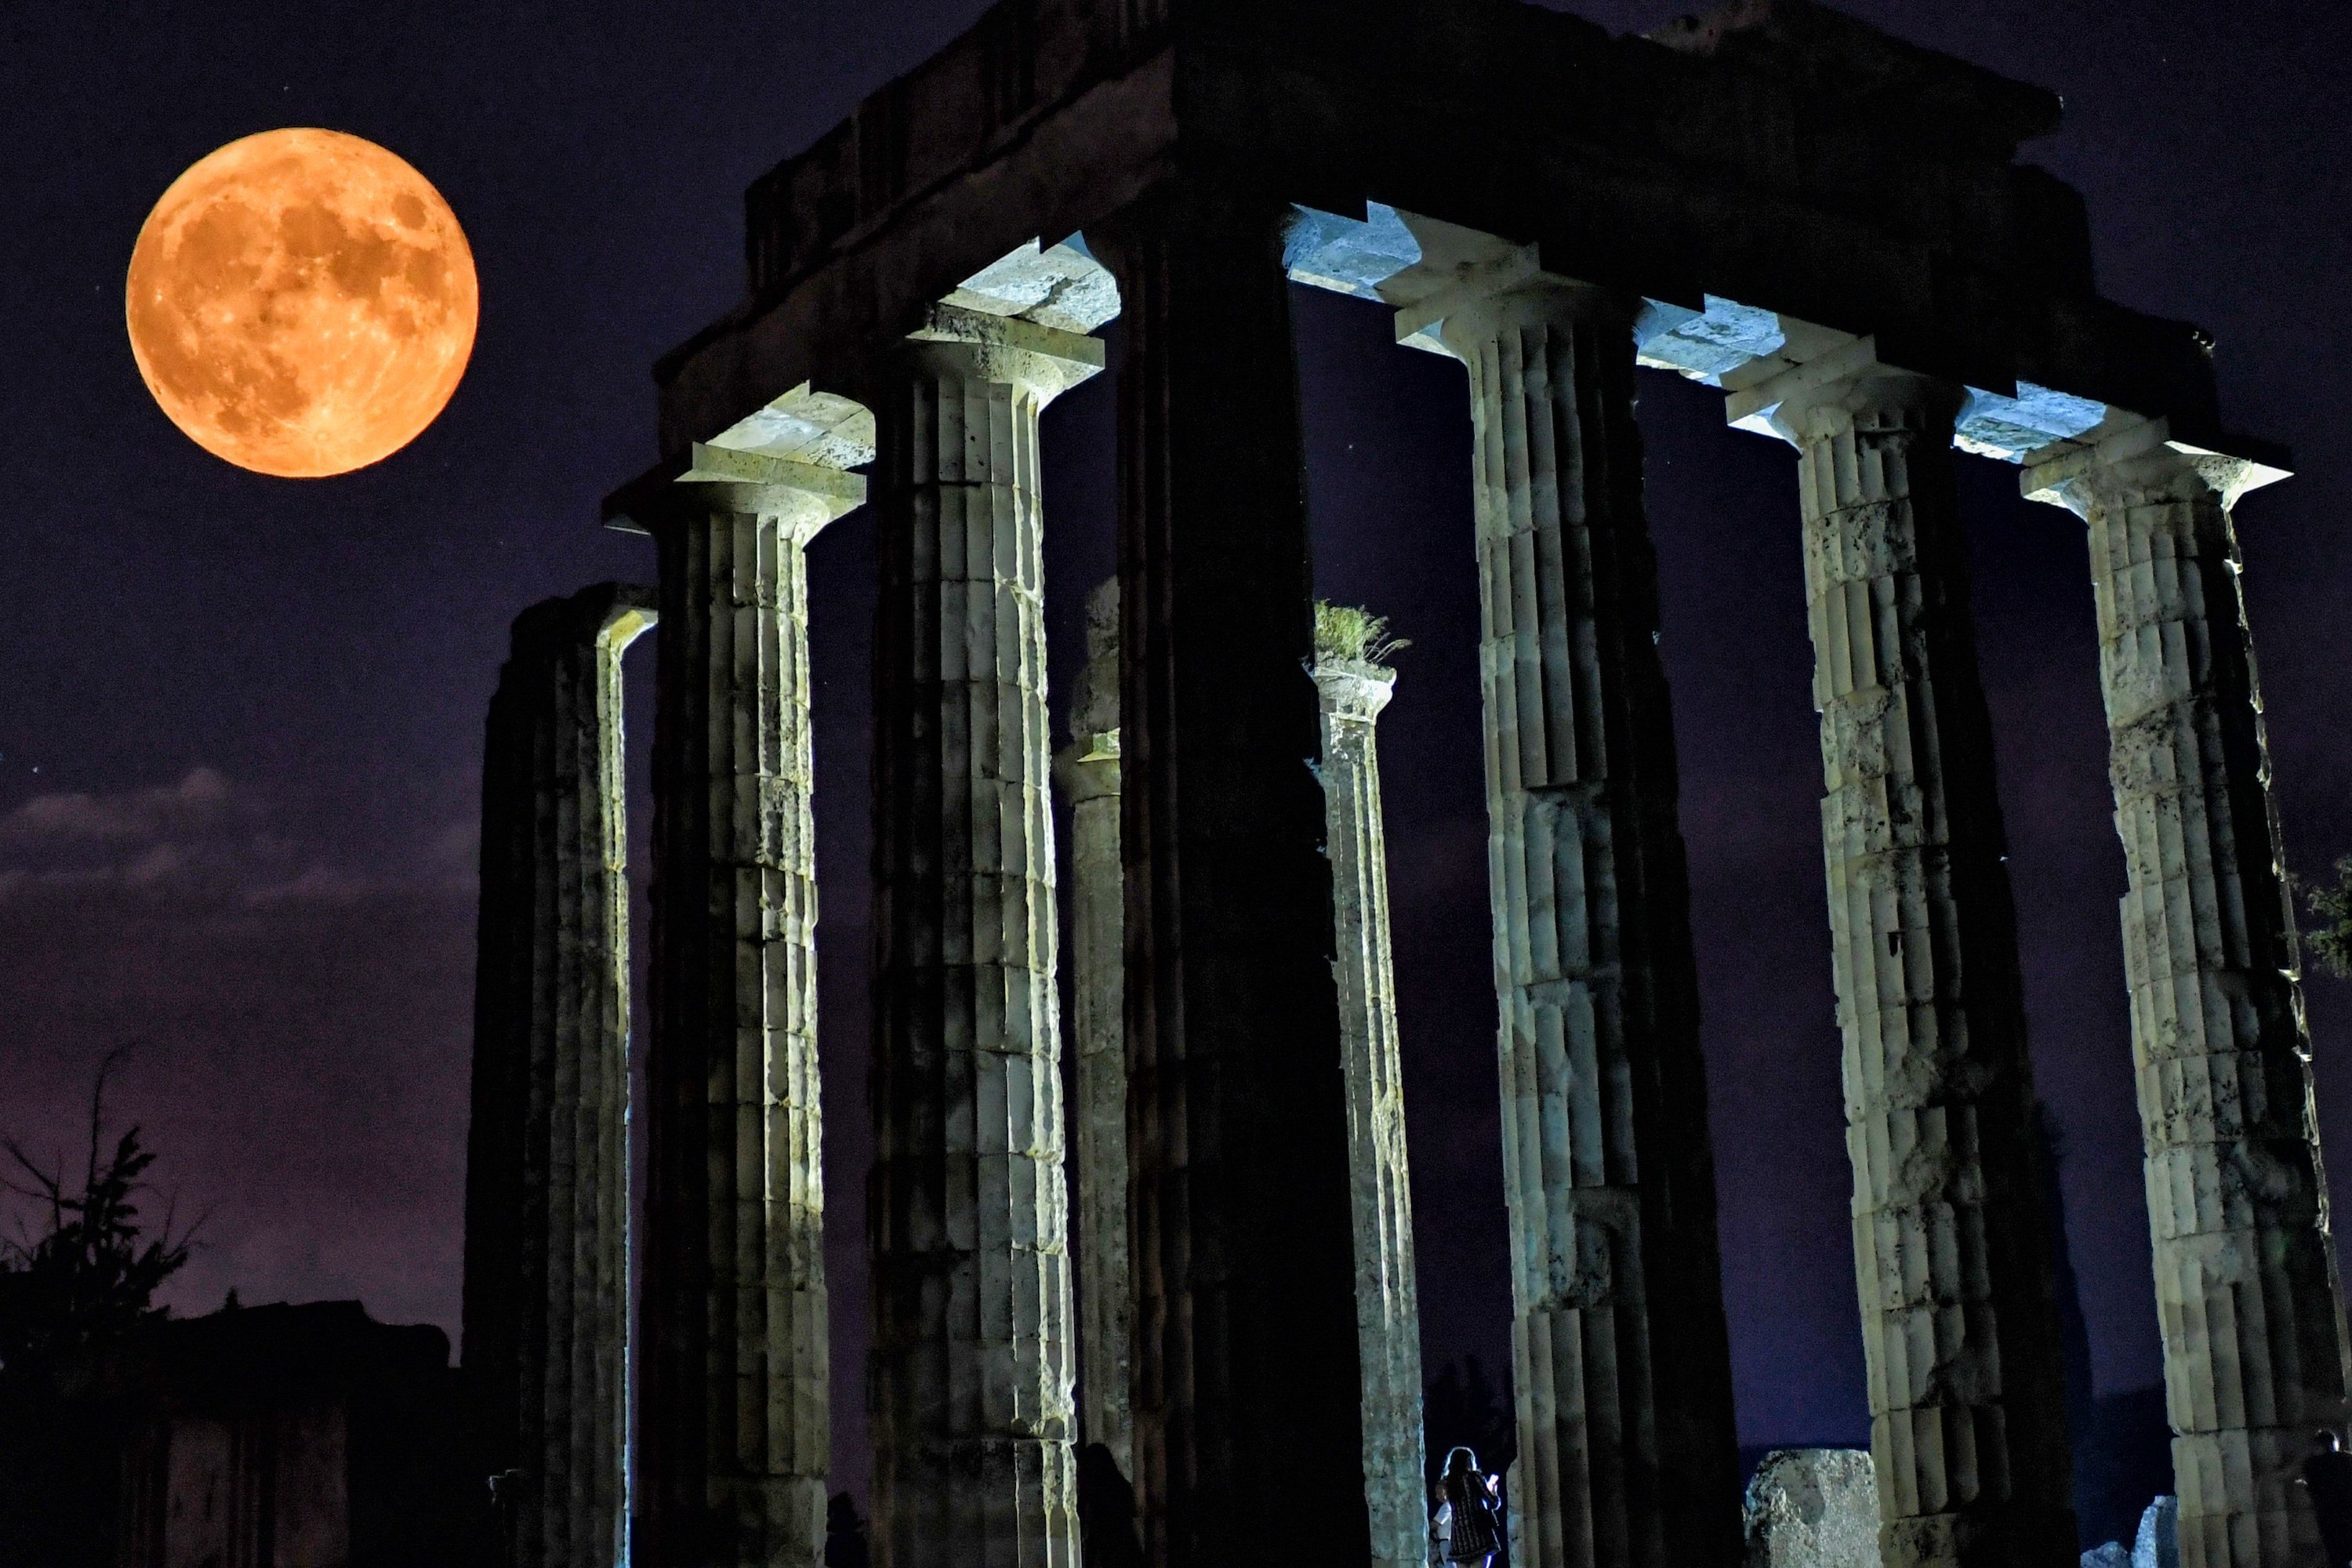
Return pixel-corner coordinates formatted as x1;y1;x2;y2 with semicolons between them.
1312;602;1428;1568
2027;422;2350;1568
868;304;1099;1567
1383;220;1741;1568
463;583;652;1568
1730;347;2078;1568
629;438;866;1568
1054;577;1133;1481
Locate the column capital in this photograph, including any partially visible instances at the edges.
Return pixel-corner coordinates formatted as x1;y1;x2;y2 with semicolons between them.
508;582;657;665
661;443;866;545
1312;659;1396;724
1053;732;1121;801
1723;334;1964;446
1373;210;1632;358
901;302;1105;404
2021;413;2292;517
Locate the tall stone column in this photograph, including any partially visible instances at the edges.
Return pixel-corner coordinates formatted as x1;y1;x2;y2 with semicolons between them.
1093;182;1370;1568
1408;268;1740;1568
868;305;1098;1567
1312;615;1428;1568
2027;424;2350;1568
1053;578;1133;1477
1748;358;2076;1568
463;583;653;1568
639;445;864;1568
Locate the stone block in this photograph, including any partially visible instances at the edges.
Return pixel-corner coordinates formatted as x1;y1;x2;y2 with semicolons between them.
1744;1448;1879;1568
2134;1496;2180;1568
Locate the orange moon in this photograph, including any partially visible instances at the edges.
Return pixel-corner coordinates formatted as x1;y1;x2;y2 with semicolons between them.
125;129;477;478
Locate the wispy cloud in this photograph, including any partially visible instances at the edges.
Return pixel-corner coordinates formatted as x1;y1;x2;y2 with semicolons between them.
0;769;468;908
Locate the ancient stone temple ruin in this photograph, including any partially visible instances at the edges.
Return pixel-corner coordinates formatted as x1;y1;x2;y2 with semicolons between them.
458;2;2352;1566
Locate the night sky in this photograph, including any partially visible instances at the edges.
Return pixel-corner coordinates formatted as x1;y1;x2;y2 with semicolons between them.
6;0;2351;1512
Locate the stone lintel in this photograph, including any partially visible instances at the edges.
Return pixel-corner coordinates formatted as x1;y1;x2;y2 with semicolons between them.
939;239;1121;334
648;1;2251;466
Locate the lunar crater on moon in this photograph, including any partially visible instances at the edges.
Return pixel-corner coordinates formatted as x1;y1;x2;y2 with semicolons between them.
126;127;477;478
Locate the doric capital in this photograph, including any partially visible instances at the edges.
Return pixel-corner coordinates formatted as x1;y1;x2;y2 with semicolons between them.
2021;414;2291;519
1312;660;1396;725
508;582;658;665
637;443;866;547
1373;210;1633;360
902;303;1105;405
1722;334;1964;447
1054;732;1121;802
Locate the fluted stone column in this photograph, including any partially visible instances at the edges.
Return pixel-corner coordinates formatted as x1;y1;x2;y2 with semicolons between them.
1312;624;1428;1568
463;583;652;1568
1744;357;2076;1568
869;305;1098;1567
1094;182;1369;1568
639;444;864;1568
1408;268;1740;1568
2027;423;2350;1568
1053;579;1132;1477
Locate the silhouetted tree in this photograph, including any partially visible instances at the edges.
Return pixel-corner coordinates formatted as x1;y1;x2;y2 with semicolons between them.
0;1047;196;1374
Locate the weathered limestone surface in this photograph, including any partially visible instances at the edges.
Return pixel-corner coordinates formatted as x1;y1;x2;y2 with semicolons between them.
1312;634;1428;1568
1744;1450;1880;1568
1093;181;1370;1568
463;583;652;1568
637;446;865;1568
1052;579;1132;1477
1758;358;2077;1568
2028;426;2350;1568
1388;229;1740;1568
868;304;1100;1567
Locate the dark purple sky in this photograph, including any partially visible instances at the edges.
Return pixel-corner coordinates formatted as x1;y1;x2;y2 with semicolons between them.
5;0;2351;1506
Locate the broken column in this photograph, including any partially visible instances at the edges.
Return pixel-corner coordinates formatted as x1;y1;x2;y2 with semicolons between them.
867;304;1100;1566
1094;181;1370;1567
2027;423;2350;1568
630;431;866;1568
1053;578;1132;1478
1733;350;2077;1568
463;583;652;1568
1312;606;1428;1568
1384;221;1741;1568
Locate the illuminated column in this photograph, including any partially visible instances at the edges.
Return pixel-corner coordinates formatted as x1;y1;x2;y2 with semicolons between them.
1737;354;2076;1568
637;442;864;1568
2028;423;2350;1568
1054;578;1133;1477
1398;250;1740;1568
1312;622;1428;1568
868;305;1098;1568
463;583;652;1568
1094;183;1370;1568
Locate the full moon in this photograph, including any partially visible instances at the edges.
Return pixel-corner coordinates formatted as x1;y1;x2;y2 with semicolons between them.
125;128;477;478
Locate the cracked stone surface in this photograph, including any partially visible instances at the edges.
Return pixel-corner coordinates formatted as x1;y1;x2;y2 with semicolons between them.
638;463;860;1568
2031;433;2351;1568
1744;1449;1880;1568
867;307;1097;1568
1313;645;1428;1568
1768;366;2077;1568
464;583;652;1568
1414;270;1740;1568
